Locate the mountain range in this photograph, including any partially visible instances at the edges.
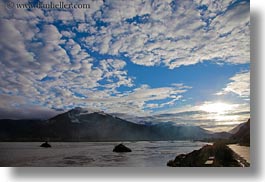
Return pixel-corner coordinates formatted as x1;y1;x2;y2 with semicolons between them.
0;107;239;142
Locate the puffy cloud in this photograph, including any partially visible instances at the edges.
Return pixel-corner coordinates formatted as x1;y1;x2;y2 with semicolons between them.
81;0;249;68
216;71;250;98
0;6;134;115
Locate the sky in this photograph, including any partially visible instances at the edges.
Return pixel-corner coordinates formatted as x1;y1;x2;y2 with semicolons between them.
0;0;250;131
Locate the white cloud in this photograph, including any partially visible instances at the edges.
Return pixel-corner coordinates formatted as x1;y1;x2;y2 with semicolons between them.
216;71;250;98
80;0;249;68
79;83;190;116
0;9;134;115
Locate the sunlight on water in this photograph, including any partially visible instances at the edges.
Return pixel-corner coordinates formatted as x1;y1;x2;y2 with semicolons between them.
228;144;250;163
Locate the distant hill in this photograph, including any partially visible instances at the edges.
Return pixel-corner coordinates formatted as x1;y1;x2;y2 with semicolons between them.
0;107;231;142
230;119;250;146
0;119;46;141
229;122;247;134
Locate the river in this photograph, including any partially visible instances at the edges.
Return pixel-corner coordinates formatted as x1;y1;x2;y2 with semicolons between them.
0;141;209;167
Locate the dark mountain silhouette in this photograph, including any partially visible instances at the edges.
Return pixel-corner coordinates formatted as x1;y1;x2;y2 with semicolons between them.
229;122;247;134
0;119;46;141
0;108;231;141
230;119;250;146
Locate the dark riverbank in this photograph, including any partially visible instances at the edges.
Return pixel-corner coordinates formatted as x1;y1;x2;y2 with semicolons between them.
167;142;250;167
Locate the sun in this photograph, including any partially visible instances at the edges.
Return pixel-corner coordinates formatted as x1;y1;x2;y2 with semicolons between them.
199;102;235;114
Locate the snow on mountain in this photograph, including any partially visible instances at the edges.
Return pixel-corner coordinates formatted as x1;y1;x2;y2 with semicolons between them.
68;107;105;123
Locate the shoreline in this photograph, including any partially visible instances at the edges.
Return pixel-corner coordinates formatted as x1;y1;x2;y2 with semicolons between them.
167;142;250;167
228;144;250;166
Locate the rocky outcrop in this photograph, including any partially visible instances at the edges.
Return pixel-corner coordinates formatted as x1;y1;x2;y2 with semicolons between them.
40;141;51;148
113;144;132;152
167;142;243;167
167;144;213;167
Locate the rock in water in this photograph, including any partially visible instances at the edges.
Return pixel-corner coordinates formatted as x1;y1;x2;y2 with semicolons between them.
40;141;51;148
113;144;132;152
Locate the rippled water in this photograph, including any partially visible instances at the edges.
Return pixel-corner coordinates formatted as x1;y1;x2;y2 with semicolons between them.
0;141;209;167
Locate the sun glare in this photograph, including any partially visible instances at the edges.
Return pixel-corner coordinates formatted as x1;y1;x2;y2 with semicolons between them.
199;102;235;114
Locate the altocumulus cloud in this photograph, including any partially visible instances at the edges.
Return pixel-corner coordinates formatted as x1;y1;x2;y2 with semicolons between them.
82;0;249;68
0;0;249;120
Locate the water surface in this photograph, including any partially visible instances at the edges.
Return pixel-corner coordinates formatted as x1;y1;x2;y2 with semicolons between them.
0;141;208;167
228;144;250;163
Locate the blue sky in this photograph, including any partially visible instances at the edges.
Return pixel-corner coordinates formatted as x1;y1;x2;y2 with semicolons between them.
0;0;250;131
